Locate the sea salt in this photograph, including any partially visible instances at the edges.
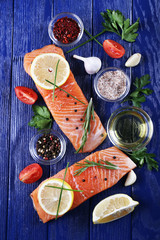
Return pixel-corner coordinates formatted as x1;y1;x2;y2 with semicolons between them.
97;70;127;100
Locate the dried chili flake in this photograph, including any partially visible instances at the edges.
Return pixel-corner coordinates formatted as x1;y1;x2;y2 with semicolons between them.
53;16;80;44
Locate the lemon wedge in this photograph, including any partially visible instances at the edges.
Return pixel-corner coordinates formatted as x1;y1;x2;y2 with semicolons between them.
30;53;70;90
38;178;74;216
92;194;139;224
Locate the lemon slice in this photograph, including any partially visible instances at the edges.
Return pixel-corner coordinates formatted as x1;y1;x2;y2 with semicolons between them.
38;178;74;216
30;53;70;90
93;194;139;224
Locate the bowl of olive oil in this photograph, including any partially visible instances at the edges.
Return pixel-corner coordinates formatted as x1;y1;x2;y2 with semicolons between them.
107;107;153;152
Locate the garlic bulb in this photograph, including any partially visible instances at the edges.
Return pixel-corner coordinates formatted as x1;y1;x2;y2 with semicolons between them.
124;170;137;186
73;55;102;75
125;53;141;67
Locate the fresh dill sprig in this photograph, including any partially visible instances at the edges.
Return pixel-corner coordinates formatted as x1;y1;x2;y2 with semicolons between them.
74;159;119;176
76;98;95;153
53;59;60;101
45;79;86;105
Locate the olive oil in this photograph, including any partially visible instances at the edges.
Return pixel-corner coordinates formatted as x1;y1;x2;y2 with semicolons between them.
107;107;153;151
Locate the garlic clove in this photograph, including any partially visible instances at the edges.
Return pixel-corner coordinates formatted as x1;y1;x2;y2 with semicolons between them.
125;53;141;67
124;170;137;186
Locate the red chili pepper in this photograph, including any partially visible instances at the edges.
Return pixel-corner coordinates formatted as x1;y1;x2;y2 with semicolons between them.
53;16;80;44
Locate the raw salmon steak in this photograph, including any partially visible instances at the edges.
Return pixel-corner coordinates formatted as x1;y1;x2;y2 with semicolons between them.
31;146;136;223
24;45;107;152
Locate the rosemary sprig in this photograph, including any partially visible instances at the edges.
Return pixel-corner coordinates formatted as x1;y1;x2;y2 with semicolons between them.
56;162;69;220
45;79;86;105
74;159;119;176
76;98;95;153
84;29;103;47
53;59;60;101
46;186;83;192
66;29;107;53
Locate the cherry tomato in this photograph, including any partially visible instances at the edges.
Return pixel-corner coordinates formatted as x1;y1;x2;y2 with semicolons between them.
15;86;38;105
19;163;43;184
103;39;125;58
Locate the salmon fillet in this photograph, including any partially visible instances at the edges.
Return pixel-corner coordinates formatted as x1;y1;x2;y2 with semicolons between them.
24;45;107;152
31;146;136;223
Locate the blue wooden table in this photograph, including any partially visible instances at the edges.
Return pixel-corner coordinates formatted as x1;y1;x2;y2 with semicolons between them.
1;0;160;239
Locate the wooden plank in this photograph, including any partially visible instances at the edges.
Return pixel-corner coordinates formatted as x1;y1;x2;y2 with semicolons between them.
0;1;13;240
90;1;133;239
6;0;52;239
132;0;160;239
48;0;92;239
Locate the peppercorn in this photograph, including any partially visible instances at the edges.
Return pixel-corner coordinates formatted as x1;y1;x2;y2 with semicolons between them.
36;134;61;160
104;178;107;181
82;179;85;182
74;109;77;112
76;127;79;130
113;156;116;159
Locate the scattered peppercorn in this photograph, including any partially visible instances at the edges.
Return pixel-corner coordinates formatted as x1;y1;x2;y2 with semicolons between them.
101;133;104;137
67;94;70;97
36;134;61;160
94;176;97;179
74;102;77;105
53;16;80;44
76;127;79;129
113;156;116;159
82;179;85;182
80;118;83;121
104;178;107;181
74;109;77;112
66;118;69;121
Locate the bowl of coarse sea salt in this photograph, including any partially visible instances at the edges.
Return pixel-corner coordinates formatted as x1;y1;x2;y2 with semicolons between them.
94;67;131;102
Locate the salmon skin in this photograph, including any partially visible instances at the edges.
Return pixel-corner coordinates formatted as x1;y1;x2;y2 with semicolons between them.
30;146;136;223
24;45;107;152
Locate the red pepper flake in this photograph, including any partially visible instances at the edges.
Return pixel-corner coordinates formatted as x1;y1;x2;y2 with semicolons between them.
53;16;80;44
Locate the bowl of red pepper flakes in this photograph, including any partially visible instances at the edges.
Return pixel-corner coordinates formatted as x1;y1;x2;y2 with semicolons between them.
48;12;84;47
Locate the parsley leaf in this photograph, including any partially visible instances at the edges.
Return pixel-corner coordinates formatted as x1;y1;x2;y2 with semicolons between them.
101;9;140;42
28;105;53;130
127;148;158;171
122;74;153;107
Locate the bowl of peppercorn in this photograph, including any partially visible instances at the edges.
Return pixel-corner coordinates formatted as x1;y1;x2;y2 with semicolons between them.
48;12;84;47
29;129;66;165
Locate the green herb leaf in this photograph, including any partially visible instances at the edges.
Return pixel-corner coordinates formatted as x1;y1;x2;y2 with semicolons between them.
127;148;158;171
45;79;86;105
56;162;69;220
53;59;60;101
101;9;140;42
32;105;51;119
75;98;95;153
28;105;53;130
46;186;83;192
122;74;153;107
74;159;119;176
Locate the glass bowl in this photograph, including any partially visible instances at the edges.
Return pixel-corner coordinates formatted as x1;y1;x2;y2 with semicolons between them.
48;12;84;47
107;106;154;152
94;67;131;102
29;129;66;165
